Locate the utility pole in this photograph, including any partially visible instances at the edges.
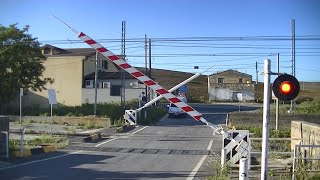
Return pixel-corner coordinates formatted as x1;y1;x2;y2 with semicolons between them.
256;61;258;102
120;21;126;113
148;38;152;102
290;19;296;111
276;53;280;130
94;51;98;116
144;34;148;97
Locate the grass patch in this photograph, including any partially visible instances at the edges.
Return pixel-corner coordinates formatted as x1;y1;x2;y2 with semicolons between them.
9;135;68;152
206;156;230;180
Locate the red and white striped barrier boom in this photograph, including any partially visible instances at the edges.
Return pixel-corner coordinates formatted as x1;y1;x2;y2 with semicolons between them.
53;16;226;135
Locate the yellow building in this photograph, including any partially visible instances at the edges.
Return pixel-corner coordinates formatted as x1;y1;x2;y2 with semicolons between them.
19;44;146;108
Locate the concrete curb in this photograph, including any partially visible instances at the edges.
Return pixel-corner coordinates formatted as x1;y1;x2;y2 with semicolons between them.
82;133;101;142
9;129;100;137
12;145;57;159
82;124;134;142
116;124;134;133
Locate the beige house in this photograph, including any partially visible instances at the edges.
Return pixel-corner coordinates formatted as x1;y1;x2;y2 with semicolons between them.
208;69;254;101
19;44;146;108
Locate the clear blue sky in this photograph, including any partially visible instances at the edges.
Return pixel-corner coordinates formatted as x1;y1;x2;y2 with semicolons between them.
1;0;320;82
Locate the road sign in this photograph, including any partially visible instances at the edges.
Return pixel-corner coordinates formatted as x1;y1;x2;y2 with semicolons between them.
179;85;188;94
48;89;57;105
272;74;300;101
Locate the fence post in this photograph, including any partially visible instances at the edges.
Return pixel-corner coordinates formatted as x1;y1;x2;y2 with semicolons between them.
292;144;298;180
239;158;249;180
20;128;26;158
225;114;229;127
221;148;227;167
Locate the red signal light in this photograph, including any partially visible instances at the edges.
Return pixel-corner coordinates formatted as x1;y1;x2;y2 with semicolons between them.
272;74;300;101
280;81;292;95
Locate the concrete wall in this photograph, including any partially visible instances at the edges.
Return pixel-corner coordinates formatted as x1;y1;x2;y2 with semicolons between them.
291;121;320;159
208;87;255;101
82;88;146;104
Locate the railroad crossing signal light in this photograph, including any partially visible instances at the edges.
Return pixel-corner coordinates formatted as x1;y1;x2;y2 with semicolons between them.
272;74;300;101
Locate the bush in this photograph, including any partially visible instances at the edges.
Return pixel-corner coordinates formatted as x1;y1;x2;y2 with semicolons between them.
138;106;166;125
296;99;320;114
188;95;206;103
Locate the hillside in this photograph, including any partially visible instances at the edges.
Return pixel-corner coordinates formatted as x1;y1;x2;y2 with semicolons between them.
136;67;320;102
136;67;208;101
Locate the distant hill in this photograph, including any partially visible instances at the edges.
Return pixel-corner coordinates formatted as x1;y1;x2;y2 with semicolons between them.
136;67;208;101
136;67;320;102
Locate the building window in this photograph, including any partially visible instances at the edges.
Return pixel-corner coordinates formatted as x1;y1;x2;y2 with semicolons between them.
239;78;243;83
44;48;51;55
110;85;121;96
85;80;91;86
218;78;224;84
103;61;108;69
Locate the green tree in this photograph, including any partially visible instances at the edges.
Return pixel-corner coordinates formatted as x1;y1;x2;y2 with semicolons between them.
0;24;53;114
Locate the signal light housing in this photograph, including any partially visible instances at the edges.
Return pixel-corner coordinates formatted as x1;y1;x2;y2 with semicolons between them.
272;74;300;101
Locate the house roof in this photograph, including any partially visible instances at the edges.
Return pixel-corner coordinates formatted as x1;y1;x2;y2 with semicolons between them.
41;44;96;57
40;44;126;59
211;69;252;77
85;71;137;80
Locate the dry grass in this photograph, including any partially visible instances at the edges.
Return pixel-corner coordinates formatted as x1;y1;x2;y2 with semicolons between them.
52;117;111;128
137;67;208;100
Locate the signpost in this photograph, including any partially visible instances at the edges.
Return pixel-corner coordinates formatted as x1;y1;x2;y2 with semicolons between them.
20;88;23;126
48;89;57;136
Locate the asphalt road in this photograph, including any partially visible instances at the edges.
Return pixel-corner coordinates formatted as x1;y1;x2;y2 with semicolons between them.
0;103;258;180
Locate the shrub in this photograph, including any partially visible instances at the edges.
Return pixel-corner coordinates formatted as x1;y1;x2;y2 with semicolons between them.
138;106;166;125
296;99;320;114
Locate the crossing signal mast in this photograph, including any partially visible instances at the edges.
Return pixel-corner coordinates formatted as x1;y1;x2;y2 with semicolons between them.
262;60;300;180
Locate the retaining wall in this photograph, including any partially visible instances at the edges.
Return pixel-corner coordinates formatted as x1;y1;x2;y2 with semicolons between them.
291;121;320;158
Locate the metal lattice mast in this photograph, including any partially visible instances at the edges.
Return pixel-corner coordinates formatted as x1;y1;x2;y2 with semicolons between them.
121;21;126;113
291;19;296;111
292;19;296;77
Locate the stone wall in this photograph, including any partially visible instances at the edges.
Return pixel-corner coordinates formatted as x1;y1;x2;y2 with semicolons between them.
291;121;320;159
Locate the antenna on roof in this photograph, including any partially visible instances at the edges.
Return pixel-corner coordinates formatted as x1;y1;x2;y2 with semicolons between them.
52;15;79;35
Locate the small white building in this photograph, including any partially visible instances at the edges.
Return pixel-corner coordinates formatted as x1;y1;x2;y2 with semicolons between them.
208;69;255;102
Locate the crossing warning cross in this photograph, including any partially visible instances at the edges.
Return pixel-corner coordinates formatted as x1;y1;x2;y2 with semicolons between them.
223;130;251;166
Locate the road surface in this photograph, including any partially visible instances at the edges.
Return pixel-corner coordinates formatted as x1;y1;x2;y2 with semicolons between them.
0;103;258;180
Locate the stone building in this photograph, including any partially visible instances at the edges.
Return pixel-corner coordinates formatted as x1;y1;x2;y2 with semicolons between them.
208;69;255;101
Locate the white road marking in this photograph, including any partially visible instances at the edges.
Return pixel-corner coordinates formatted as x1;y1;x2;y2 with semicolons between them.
95;138;118;147
132;126;148;134
95;126;148;147
186;139;213;180
0;150;82;171
186;155;208;180
207;140;213;150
